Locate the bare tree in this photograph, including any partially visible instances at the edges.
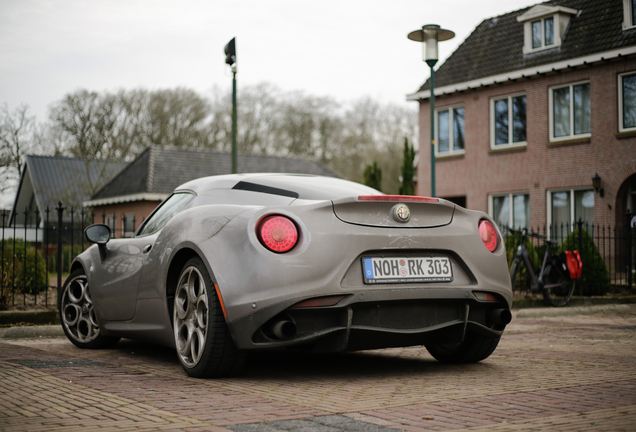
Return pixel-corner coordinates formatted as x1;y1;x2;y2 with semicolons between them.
0;103;41;193
41;84;417;194
145;88;210;148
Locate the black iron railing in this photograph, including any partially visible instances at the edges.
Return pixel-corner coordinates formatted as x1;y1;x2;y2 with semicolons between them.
0;204;141;310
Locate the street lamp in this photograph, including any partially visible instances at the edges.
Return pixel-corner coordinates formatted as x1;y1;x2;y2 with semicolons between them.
408;25;455;197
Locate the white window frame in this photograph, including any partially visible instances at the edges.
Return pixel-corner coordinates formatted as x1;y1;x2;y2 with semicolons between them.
490;93;527;150
435;104;465;157
546;188;595;238
619;71;636;132
548;80;591;142
532;17;555;50
522;14;562;54
488;192;530;228
105;214;117;238
517;6;576;54
623;0;636;30
123;213;136;238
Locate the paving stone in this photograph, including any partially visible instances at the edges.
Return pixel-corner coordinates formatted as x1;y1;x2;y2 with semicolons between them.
1;306;636;431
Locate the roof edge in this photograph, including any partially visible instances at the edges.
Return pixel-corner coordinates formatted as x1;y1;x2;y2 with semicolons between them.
406;46;636;101
83;193;168;207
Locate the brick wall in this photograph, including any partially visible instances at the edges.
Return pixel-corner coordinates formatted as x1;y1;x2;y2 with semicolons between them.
90;200;161;237
416;58;636;230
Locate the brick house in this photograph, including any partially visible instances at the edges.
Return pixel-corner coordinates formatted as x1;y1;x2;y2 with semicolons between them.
408;0;636;236
83;146;339;237
8;155;126;240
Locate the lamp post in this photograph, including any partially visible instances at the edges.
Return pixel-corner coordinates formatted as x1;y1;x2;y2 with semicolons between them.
408;25;454;197
224;37;237;173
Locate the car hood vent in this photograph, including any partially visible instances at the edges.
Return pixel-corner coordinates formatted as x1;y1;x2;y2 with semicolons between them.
331;198;454;228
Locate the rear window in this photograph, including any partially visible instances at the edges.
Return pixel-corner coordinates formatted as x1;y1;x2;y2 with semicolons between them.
232;176;381;201
137;193;194;236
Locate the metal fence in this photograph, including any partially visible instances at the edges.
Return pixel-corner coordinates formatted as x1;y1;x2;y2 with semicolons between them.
1;204;634;310
502;214;635;297
0;203;140;310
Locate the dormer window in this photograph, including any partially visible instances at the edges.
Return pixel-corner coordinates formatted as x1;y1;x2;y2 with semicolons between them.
518;5;577;54
532;17;554;49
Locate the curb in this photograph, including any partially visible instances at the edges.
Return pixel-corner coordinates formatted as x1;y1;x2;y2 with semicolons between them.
0;310;59;326
512;295;636;309
0;325;64;339
515;303;635;318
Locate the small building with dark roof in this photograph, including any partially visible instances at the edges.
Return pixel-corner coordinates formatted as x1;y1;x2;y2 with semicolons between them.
83;146;339;237
7;155;126;239
408;0;636;236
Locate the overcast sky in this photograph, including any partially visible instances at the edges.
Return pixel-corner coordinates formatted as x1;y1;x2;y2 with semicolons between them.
1;0;540;123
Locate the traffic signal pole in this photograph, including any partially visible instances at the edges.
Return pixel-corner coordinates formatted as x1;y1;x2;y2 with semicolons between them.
224;37;237;173
232;67;237;174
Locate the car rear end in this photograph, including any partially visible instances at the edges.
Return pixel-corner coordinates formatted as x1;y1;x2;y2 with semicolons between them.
215;193;512;355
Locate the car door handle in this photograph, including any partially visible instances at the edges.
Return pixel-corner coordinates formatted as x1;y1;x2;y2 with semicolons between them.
143;245;152;254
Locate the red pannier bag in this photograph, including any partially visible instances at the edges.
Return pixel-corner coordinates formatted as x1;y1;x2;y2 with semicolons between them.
563;250;583;280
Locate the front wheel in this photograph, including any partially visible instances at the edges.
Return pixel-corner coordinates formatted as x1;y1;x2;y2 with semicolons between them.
173;257;246;378
542;264;575;307
59;269;120;349
425;330;501;363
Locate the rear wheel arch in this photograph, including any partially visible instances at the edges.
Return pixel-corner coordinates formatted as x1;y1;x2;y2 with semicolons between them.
166;248;219;319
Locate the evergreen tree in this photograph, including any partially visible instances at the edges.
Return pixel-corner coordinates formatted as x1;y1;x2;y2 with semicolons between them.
363;161;382;191
399;137;415;195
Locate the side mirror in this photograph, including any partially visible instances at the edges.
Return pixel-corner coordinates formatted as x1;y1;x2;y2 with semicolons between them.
85;224;111;259
85;224;111;244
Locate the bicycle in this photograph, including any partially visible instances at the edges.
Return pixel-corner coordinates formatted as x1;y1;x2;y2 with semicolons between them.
508;228;576;307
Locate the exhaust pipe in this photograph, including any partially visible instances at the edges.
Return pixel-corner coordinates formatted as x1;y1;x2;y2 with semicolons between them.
270;319;297;339
490;309;512;326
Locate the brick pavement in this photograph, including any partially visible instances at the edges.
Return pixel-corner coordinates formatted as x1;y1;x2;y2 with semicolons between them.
1;307;635;431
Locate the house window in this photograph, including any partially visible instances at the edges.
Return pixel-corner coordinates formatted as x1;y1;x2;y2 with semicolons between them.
619;71;636;132
105;214;116;238
123;213;136;237
436;106;465;156
549;82;591;141
490;193;529;229
532;17;554;49
518;5;576;54
622;0;636;29
491;94;526;149
548;189;594;237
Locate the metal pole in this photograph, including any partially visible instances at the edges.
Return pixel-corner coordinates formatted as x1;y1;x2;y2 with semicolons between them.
628;210;633;289
232;69;238;174
56;201;65;306
426;59;438;197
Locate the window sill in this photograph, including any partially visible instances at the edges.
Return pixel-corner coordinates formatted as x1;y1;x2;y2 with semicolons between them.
547;136;591;147
489;145;527;155
616;130;636;139
435;153;465;161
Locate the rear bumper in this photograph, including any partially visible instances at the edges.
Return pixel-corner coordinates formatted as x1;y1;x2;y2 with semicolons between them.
228;288;509;351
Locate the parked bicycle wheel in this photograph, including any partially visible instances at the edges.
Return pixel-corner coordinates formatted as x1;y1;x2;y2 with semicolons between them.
542;264;575;307
509;258;532;296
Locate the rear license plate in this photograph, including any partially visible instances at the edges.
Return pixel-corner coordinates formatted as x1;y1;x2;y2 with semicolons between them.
362;256;453;284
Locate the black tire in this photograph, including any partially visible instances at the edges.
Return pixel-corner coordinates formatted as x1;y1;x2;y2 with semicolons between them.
542;264;575;307
425;330;501;364
173;257;246;378
59;269;120;349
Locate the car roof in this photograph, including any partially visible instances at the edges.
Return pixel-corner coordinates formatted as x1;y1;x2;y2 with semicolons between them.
175;173;381;201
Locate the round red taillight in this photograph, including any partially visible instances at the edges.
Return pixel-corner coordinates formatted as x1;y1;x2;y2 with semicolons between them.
479;219;498;252
257;215;298;253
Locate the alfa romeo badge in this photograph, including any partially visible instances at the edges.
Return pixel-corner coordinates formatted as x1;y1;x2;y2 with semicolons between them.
392;204;410;222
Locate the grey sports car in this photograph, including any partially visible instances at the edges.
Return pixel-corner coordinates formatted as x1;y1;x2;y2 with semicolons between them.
60;173;512;378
